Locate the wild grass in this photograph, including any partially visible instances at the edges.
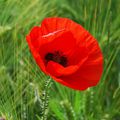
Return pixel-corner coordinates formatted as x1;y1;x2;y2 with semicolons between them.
0;0;120;120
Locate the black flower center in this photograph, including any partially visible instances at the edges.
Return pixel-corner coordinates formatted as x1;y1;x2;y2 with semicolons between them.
45;51;67;67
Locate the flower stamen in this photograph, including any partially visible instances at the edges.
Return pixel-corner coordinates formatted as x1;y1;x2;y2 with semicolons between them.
45;51;67;67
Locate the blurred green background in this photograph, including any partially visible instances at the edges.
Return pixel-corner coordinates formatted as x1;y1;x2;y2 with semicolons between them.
0;0;120;120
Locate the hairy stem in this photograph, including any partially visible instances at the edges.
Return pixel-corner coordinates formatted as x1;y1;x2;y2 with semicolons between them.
41;78;52;120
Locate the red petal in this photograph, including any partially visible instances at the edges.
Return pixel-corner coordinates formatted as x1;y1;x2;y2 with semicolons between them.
49;44;103;90
51;75;89;90
86;36;103;63
39;31;76;62
41;17;72;35
29;26;42;51
78;62;103;86
26;35;47;74
67;45;88;65
41;17;87;38
50;59;102;90
30;26;41;41
41;18;91;51
46;61;79;77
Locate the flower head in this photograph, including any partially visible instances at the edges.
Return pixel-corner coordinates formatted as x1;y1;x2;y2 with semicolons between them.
26;17;103;90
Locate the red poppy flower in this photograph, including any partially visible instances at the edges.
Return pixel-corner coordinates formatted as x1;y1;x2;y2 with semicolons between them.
26;17;103;90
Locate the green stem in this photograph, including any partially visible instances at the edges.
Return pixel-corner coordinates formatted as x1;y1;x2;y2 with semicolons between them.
42;78;52;120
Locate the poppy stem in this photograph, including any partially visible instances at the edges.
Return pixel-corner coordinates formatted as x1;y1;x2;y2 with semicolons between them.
41;77;52;120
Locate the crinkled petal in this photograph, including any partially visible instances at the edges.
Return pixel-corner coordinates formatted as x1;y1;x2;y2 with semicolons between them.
26;35;47;74
50;61;102;90
41;17;87;43
46;61;79;77
39;31;76;62
51;75;89;90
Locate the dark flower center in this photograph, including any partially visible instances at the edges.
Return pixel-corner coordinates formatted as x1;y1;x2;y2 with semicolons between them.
45;51;67;67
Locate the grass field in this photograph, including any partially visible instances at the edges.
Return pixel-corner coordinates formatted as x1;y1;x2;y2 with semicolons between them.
0;0;120;120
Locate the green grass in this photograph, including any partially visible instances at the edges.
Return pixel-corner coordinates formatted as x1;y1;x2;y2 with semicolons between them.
0;0;120;120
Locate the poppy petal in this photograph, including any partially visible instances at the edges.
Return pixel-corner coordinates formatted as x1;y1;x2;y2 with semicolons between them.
50;38;103;90
46;61;79;77
39;31;76;62
41;17;87;43
78;62;103;86
30;26;41;41
26;35;47;74
29;26;42;50
50;61;102;90
41;17;71;35
49;44;103;90
67;45;88;65
51;75;89;90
